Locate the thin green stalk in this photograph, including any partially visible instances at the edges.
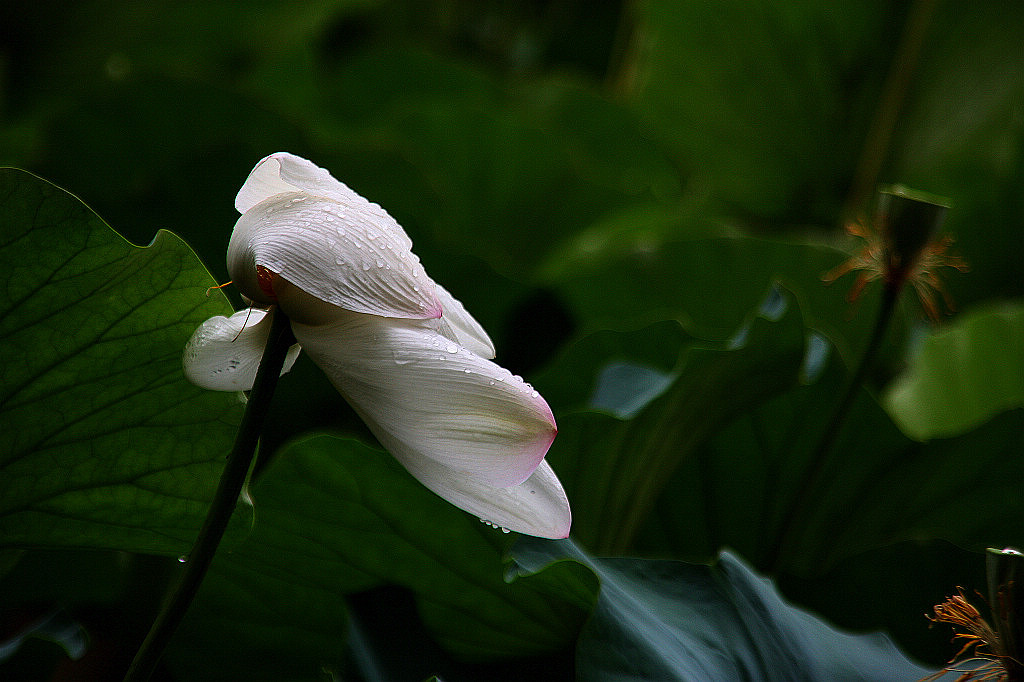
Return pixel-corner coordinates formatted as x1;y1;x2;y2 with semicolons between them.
124;307;293;682
845;0;936;216
767;279;901;571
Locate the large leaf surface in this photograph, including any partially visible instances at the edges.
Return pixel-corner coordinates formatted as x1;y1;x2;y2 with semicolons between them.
540;225;903;366
884;302;1024;440
535;289;1024;578
513;538;940;681
624;0;889;222
170;435;595;680
0;169;241;554
536;295;808;556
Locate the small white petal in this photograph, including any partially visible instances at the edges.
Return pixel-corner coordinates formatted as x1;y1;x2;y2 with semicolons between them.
182;308;300;391
234;153;307;214
433;283;496;359
398;457;571;539
291;311;557;488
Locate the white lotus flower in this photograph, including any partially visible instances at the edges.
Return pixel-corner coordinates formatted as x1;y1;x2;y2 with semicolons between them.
183;152;570;539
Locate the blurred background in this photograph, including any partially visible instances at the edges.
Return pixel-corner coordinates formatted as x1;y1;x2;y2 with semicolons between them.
3;0;1021;435
2;0;1023;679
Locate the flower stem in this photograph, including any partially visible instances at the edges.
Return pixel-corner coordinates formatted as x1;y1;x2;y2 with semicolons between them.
767;279;900;571
123;307;293;682
845;0;937;216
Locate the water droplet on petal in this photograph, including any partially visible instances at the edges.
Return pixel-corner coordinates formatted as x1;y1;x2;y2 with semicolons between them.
361;262;370;271
478;519;510;533
375;259;384;268
178;555;189;563
446;344;458;353
531;390;539;398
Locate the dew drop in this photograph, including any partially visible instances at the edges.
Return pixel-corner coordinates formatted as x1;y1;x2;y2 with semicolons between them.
413;285;419;292
489;380;495;386
464;368;472;374
325;215;335;222
177;555;188;563
375;259;384;268
501;527;511;534
335;257;344;266
446;344;458;353
361;262;371;271
531;390;539;398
